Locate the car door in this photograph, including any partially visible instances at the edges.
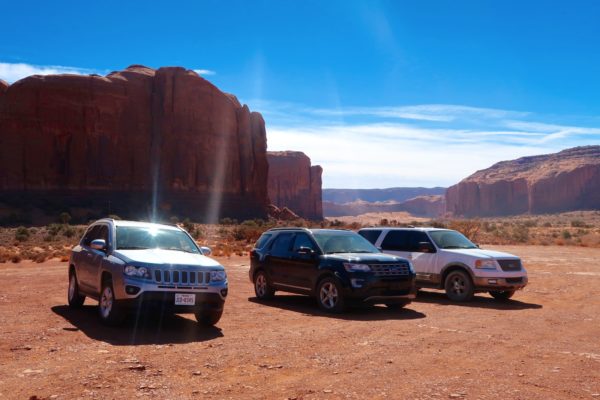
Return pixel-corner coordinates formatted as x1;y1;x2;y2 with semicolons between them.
265;233;295;287
406;231;438;280
77;225;102;291
88;224;110;294
286;232;320;291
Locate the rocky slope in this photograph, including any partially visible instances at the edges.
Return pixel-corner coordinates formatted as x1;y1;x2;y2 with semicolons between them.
323;187;445;203
0;66;269;222
446;146;600;216
267;151;323;220
323;195;444;218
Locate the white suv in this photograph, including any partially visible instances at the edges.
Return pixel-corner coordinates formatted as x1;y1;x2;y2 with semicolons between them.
358;227;528;302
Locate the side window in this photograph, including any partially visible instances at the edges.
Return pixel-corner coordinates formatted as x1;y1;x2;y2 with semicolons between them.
292;233;315;252
381;231;410;251
270;233;294;257
408;231;432;252
97;225;109;243
82;225;101;246
358;230;382;244
254;233;273;249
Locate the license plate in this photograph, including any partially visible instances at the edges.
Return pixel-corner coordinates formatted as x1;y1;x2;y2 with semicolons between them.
174;293;195;306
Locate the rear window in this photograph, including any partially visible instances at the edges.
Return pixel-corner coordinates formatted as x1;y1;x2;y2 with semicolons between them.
358;230;382;244
254;233;273;249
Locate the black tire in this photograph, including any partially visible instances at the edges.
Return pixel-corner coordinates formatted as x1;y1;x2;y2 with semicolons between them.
444;270;474;302
68;270;85;308
489;290;515;301
98;279;126;326
254;270;275;300
316;277;345;313
195;309;223;326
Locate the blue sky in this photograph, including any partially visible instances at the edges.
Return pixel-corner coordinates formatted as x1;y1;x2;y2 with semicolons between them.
1;0;600;188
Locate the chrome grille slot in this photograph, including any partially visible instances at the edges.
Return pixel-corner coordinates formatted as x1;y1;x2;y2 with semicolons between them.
189;272;196;284
163;270;170;283
173;271;180;283
498;259;522;272
154;270;161;282
152;268;209;286
370;263;410;277
181;271;188;284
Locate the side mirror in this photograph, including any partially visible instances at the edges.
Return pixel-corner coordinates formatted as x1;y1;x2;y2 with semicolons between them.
200;246;212;256
90;239;107;251
418;242;435;253
297;247;315;255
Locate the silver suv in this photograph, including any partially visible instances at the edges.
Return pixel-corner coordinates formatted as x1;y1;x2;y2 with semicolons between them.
68;219;228;326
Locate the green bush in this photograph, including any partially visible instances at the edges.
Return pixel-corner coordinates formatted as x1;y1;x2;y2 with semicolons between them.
62;226;76;238
15;226;30;242
59;212;71;224
562;230;572;239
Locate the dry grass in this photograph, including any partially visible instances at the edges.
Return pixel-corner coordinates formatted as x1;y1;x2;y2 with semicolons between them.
3;211;600;264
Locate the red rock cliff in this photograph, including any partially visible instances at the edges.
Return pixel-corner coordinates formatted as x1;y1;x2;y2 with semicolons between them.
0;66;269;221
267;151;323;220
445;146;600;216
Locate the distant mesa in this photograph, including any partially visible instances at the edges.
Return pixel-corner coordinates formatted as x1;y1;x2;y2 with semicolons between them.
267;151;323;220
323;187;446;204
0;65;271;222
446;146;600;217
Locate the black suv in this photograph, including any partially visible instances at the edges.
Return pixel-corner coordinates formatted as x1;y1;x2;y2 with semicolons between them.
249;228;416;313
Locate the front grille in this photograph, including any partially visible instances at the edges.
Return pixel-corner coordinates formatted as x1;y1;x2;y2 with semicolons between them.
497;259;522;272
370;263;410;277
505;277;524;284
154;269;210;285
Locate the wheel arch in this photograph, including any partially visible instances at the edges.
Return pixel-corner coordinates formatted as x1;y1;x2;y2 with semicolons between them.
441;263;474;286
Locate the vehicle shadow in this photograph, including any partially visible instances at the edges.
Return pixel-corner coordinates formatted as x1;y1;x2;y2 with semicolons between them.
51;305;223;346
414;290;543;310
248;295;426;321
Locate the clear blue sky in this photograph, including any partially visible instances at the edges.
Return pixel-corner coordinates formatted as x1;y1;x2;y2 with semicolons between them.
2;0;600;188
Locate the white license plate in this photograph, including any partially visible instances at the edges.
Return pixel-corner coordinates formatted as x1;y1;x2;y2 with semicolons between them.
174;293;196;306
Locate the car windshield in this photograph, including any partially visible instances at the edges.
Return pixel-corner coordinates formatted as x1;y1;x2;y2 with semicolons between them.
312;231;380;254
116;226;200;254
428;230;477;249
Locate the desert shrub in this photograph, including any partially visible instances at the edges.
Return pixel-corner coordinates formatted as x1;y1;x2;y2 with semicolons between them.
448;220;481;241
562;230;572;239
379;218;389;226
571;219;588;228
511;225;529;243
329;219;343;227
220;218;238;225
11;254;22;263
348;222;361;230
43;235;54;242
62;226;76;238
169;216;179;224
182;218;194;232
542;222;552;228
47;223;62;236
108;214;122;220
15;226;30;242
429;219;447;229
230;225;263;243
523;219;538;227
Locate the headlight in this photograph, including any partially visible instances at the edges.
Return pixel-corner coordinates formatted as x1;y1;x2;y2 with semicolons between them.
475;259;497;269
343;263;371;272
124;265;150;278
210;270;227;282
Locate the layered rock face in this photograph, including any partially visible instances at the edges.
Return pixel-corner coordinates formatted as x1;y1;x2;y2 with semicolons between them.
0;66;269;221
446;146;600;216
267;151;323;220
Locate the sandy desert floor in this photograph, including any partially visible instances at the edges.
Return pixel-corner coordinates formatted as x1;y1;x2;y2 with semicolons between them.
1;245;599;399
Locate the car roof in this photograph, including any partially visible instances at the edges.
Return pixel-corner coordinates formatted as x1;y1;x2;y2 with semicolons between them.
266;227;353;234
95;218;182;231
359;226;448;232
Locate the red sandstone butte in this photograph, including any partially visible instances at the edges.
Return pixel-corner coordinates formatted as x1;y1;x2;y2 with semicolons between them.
445;146;600;217
0;66;269;221
267;151;323;220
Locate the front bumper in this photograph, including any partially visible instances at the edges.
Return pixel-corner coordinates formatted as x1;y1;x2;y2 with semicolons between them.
343;275;417;305
473;275;528;291
116;291;225;313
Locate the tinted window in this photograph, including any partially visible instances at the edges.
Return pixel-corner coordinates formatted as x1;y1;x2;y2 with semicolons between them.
270;233;294;257
358;230;382;244
429;230;477;249
407;231;432;252
97;225;109;243
254;233;273;249
292;233;315;252
82;225;102;246
381;231;410;251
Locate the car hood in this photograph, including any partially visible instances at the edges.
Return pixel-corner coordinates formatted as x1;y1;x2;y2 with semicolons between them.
113;249;222;268
322;253;408;263
441;248;519;259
